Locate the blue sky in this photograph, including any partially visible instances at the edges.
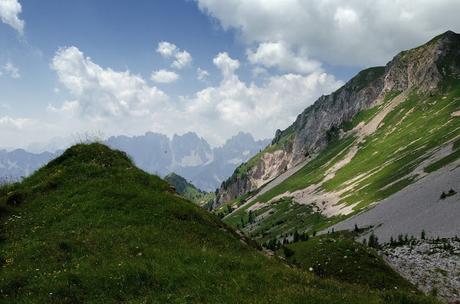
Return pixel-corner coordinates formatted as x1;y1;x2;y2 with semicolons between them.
1;0;460;150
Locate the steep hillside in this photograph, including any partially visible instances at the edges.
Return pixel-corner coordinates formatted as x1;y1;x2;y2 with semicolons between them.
216;31;460;243
164;172;215;207
0;144;437;303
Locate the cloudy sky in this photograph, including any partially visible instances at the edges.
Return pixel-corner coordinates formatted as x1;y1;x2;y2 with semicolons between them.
1;0;460;150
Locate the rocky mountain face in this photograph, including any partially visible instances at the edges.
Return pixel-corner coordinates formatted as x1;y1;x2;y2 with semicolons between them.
216;30;460;206
1;132;268;191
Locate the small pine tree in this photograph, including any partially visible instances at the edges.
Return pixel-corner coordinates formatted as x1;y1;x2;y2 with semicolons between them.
368;233;379;248
303;233;309;241
421;230;426;240
283;246;294;258
293;230;300;243
354;224;359;232
248;210;254;224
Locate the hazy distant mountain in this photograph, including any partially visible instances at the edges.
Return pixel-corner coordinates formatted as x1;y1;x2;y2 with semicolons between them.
106;131;270;191
0;132;269;190
0;149;55;182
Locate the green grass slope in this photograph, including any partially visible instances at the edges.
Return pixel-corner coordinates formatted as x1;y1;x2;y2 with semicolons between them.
164;172;215;207
280;232;416;291
0;144;438;303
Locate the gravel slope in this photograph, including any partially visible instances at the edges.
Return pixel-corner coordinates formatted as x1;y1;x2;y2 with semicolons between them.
329;160;460;243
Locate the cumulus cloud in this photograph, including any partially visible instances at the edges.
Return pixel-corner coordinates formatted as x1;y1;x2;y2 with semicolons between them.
196;0;460;66
51;46;169;120
157;41;177;57
156;41;192;69
212;52;239;79
0;116;33;129
0;0;24;34
151;69;179;84
247;41;321;74
196;67;209;81
44;47;342;147
172;50;192;69
2;61;20;78
184;52;343;142
47;100;79;115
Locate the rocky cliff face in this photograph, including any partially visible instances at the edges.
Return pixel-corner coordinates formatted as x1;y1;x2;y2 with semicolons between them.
215;30;460;206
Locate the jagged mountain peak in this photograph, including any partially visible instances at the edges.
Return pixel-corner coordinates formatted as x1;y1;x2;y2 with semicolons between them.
383;30;460;93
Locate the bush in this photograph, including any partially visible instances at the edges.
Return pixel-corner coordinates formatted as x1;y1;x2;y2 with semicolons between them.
6;191;25;206
283;246;294;258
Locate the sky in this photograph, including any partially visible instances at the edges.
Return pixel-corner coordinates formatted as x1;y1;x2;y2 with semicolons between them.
1;0;460;151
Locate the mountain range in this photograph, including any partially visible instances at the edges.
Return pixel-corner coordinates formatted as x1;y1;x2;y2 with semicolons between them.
0;132;269;191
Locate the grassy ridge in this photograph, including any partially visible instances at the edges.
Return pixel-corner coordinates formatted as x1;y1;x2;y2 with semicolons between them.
164;172;215;206
0;144;438;303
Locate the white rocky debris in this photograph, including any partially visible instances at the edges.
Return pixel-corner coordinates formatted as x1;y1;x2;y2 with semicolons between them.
382;238;460;303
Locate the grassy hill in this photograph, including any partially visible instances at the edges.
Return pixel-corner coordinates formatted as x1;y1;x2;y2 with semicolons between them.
164;172;215;207
0;144;438;303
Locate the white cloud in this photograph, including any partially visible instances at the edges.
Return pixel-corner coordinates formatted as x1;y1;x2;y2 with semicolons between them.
51;46;169;120
213;52;239;79
196;0;460;66
2;61;20;78
0;116;34;129
334;7;359;28
197;67;209;81
247;41;321;74
157;41;177;58
172;50;192;69
156;41;192;69
43;47;341;148
0;0;24;34
151;69;179;84
183;52;342;143
252;66;268;78
47;100;79;115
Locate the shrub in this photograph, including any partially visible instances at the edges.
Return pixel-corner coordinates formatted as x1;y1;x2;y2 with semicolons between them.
283;246;294;258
